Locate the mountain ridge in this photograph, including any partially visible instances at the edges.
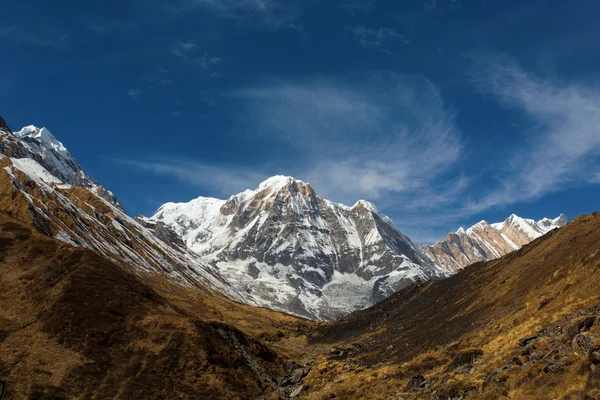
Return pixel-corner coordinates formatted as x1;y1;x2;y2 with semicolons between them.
421;213;567;273
150;173;566;320
150;175;443;320
0;116;568;322
0;122;122;210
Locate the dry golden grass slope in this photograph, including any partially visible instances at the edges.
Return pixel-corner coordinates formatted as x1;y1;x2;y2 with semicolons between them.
304;212;600;399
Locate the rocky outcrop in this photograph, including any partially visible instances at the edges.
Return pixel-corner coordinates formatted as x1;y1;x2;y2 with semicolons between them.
135;215;186;250
0;116;11;133
421;214;567;274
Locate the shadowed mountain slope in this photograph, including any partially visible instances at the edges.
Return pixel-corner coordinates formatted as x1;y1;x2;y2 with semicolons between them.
0;212;315;399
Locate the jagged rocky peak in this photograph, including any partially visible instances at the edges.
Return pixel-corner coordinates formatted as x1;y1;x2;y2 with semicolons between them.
421;213;568;275
15;125;69;154
0;117;123;211
220;175;317;216
0;116;11;133
539;214;568;229
150;175;443;320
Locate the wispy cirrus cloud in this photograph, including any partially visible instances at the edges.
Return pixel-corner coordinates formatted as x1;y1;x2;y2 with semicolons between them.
171;41;223;72
350;25;410;52
122;73;463;206
120;58;600;242
198;53;223;70
338;0;375;14
113;158;270;198
0;26;68;48
229;74;462;204
167;0;309;29
171;41;198;58
127;88;143;100
467;54;600;212
119;73;465;241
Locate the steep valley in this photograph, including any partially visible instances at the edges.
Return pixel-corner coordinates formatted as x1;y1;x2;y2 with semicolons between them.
3;202;600;398
0;117;597;399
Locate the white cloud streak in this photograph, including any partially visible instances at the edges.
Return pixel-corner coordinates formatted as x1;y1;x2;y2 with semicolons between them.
467;55;600;212
171;41;198;58
123;73;463;213
171;42;223;72
114;158;270;197
119;58;600;242
229;73;463;204
351;25;410;51
169;0;308;29
127;89;143;99
198;52;223;70
0;27;68;48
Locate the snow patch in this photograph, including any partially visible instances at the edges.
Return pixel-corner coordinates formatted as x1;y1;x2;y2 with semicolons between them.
10;158;62;186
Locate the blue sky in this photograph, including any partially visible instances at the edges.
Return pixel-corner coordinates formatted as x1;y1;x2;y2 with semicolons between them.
2;0;600;243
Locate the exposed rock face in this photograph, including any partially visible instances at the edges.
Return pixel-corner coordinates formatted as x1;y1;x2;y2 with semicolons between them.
0;120;122;210
0;155;246;299
134;215;186;250
151;176;444;320
421;214;567;274
0;116;11;133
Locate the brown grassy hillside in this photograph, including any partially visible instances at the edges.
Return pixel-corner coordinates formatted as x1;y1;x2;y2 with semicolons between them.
302;212;600;399
0;212;317;400
3;150;600;398
3;207;600;398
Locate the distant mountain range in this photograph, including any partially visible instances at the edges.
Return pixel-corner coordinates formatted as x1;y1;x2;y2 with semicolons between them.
0;117;567;320
421;213;567;274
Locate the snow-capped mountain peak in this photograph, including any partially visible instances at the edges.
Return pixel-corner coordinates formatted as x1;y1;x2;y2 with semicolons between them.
15;125;69;154
0;119;122;210
422;213;567;274
538;214;568;230
491;213;566;239
352;199;379;213
150;176;444;320
258;175;309;192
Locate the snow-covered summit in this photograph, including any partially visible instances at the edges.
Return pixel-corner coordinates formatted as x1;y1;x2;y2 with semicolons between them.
258;175;308;191
491;213;567;238
150;175;443;320
0;119;122;210
15;125;69;154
